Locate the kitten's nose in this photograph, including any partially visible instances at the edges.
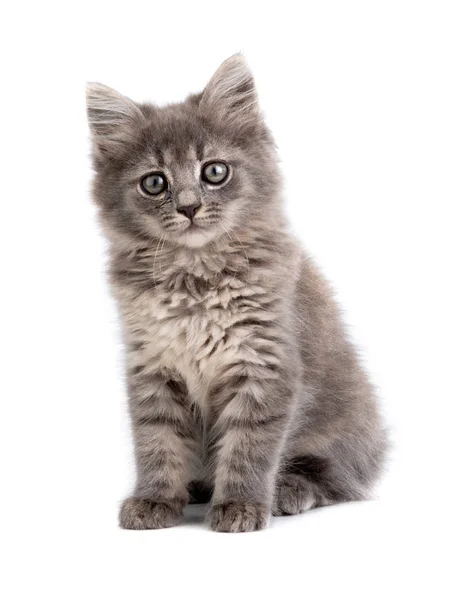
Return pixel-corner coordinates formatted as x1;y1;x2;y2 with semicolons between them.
177;203;201;221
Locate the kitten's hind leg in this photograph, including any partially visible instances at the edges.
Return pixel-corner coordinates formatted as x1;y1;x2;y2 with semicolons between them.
273;473;331;515
273;455;340;516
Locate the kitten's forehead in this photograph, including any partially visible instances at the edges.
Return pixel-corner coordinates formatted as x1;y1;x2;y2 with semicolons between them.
161;145;197;167
141;103;237;159
131;111;241;177
139;105;203;162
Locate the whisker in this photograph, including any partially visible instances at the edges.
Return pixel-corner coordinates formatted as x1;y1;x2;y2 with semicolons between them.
219;222;234;246
230;228;250;269
218;223;241;279
157;234;166;280
153;234;164;286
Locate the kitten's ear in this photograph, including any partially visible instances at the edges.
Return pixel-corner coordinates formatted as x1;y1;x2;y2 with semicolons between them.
86;83;144;161
199;54;261;135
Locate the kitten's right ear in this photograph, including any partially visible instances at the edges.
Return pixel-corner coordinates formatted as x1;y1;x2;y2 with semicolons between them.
86;83;144;161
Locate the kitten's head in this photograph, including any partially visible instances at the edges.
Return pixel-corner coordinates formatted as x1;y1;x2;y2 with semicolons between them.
87;55;280;249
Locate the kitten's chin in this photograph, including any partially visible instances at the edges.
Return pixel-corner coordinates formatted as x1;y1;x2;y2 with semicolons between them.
170;226;218;248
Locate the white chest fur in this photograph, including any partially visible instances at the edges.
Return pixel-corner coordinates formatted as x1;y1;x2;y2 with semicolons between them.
121;273;265;407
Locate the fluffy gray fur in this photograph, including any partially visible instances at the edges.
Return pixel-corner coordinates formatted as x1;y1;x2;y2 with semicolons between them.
86;55;387;532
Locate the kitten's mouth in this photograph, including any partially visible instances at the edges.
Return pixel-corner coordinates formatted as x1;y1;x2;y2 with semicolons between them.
166;220;207;235
186;221;205;231
168;218;219;247
175;216;218;233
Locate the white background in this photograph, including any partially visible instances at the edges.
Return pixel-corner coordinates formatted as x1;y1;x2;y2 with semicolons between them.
1;1;449;598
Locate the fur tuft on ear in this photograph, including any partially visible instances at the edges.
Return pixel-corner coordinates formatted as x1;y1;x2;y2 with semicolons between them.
199;54;261;135
86;83;144;161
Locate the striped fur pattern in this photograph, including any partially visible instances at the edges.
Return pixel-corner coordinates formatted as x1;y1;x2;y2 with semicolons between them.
86;55;387;532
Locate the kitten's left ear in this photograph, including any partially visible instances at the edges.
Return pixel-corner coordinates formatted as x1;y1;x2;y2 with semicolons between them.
86;83;145;162
199;54;262;135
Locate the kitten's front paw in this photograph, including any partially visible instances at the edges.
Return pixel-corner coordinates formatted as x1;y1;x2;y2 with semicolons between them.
209;502;269;533
119;497;184;530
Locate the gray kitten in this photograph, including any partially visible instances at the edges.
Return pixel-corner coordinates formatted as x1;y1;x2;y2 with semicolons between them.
86;55;387;532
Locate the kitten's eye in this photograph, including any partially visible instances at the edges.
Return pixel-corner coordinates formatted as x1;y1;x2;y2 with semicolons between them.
202;162;229;185
140;173;168;195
